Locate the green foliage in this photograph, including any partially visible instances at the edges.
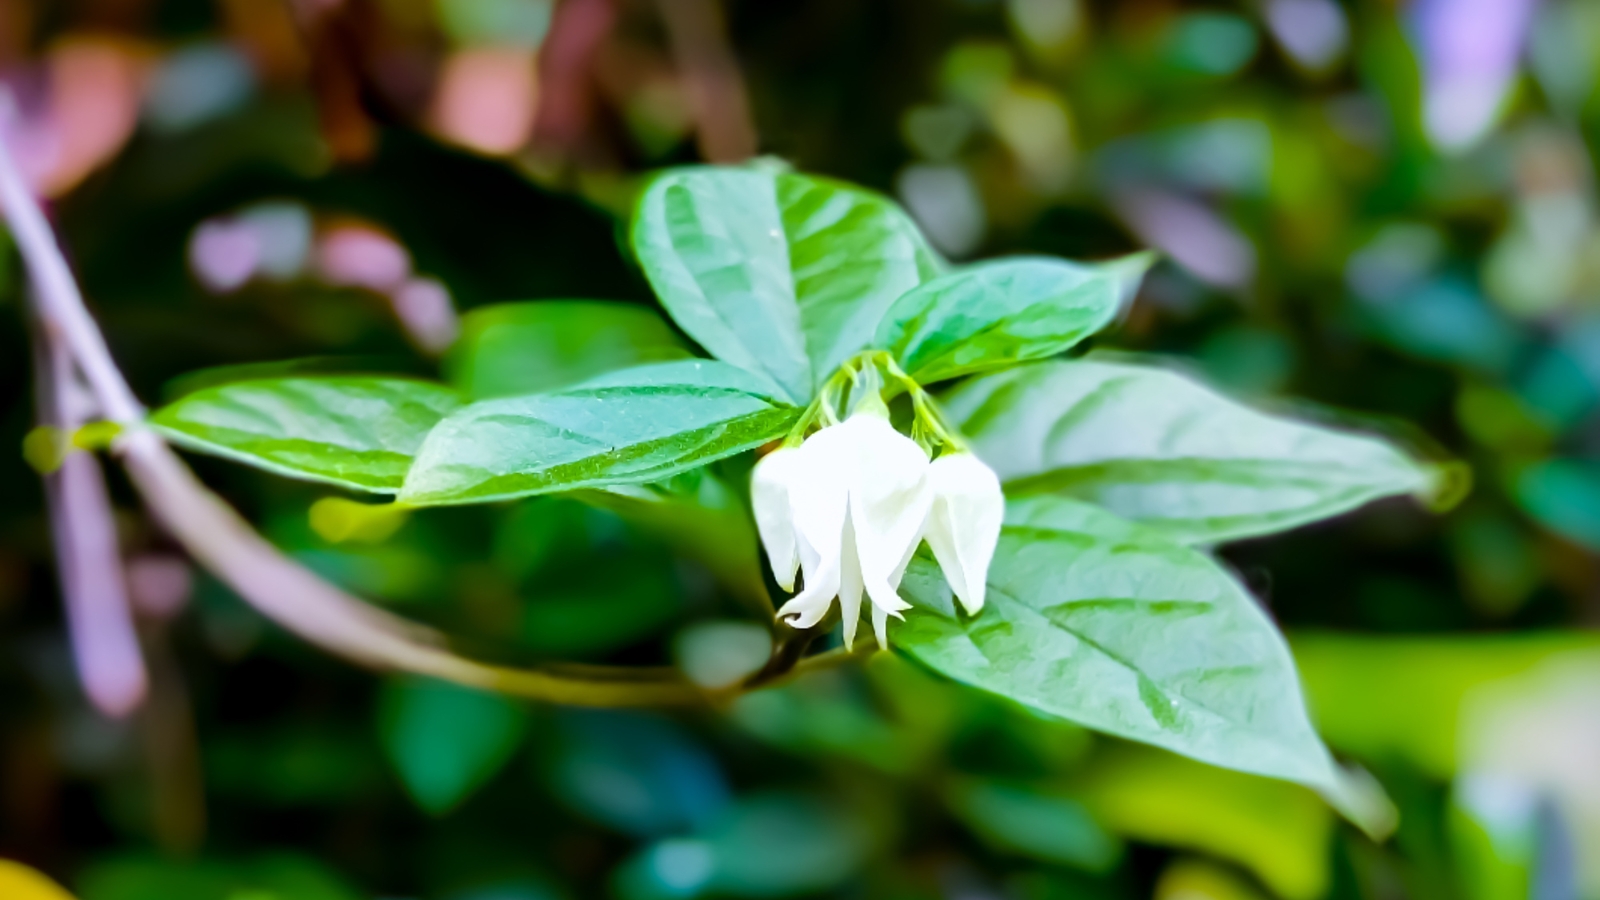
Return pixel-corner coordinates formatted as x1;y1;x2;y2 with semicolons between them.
149;377;462;492
874;255;1136;384
631;165;944;403
894;495;1354;813
446;301;690;400
1071;744;1334;900
1292;632;1600;777
379;677;529;815
399;360;799;505
16;0;1600;895
614;793;872;899
1513;459;1600;550
139;165;1446;830
77;854;362;900
943;358;1445;543
576;470;769;608
944;779;1121;871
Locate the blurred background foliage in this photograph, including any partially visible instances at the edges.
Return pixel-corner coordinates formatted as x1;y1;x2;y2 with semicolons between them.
0;0;1598;898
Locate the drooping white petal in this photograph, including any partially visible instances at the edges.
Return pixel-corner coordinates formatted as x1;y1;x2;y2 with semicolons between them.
925;451;1004;614
751;447;803;591
871;601;892;649
840;413;931;618
837;515;865;649
774;424;852;629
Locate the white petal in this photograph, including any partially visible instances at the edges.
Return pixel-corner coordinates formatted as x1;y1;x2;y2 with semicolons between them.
837;513;865;649
925;452;1004;614
871;601;902;648
839;414;931;617
751;447;802;591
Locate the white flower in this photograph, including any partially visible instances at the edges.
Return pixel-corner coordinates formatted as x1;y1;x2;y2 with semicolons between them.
752;405;1006;649
758;409;931;648
751;446;803;592
923;452;1004;615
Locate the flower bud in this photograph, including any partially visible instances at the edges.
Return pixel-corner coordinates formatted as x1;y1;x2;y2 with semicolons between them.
924;451;1003;615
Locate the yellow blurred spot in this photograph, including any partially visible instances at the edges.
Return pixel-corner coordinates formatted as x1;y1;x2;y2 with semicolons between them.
72;420;123;451
1075;744;1330;899
21;426;68;475
0;860;78;900
1155;859;1269;900
309;497;410;544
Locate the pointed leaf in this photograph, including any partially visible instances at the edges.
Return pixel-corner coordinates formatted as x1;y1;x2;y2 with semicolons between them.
632;165;943;403
942;358;1451;543
894;495;1384;832
400;360;799;505
876;255;1136;384
149;377;462;492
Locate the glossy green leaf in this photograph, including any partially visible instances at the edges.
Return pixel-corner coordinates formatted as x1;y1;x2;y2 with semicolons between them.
149;377;462;492
379;676;528;815
632;165;943;403
399;360;799;506
875;255;1136;384
445;300;691;400
942;358;1449;543
894;495;1376;830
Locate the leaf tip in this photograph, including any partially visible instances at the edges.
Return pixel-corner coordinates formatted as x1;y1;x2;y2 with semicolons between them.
1319;762;1400;841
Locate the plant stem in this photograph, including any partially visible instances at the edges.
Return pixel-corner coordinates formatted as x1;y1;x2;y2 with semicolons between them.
30;306;147;718
0;91;702;709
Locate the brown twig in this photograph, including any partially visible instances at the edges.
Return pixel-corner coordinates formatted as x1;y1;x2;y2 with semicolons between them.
0;90;700;708
654;0;757;162
533;0;619;155
29;299;147;719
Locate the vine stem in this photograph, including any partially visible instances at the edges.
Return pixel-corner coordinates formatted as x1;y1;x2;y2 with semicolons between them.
0;92;702;708
30;304;148;718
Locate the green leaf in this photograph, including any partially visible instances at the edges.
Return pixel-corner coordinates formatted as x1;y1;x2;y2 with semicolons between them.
1071;743;1333;900
875;255;1135;384
632;165;943;404
894;495;1376;829
546;711;728;836
944;779;1121;871
1290;631;1600;778
614;792;872;900
942;357;1450;543
446;300;691;400
148;377;463;492
379;676;528;815
399;360;799;506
